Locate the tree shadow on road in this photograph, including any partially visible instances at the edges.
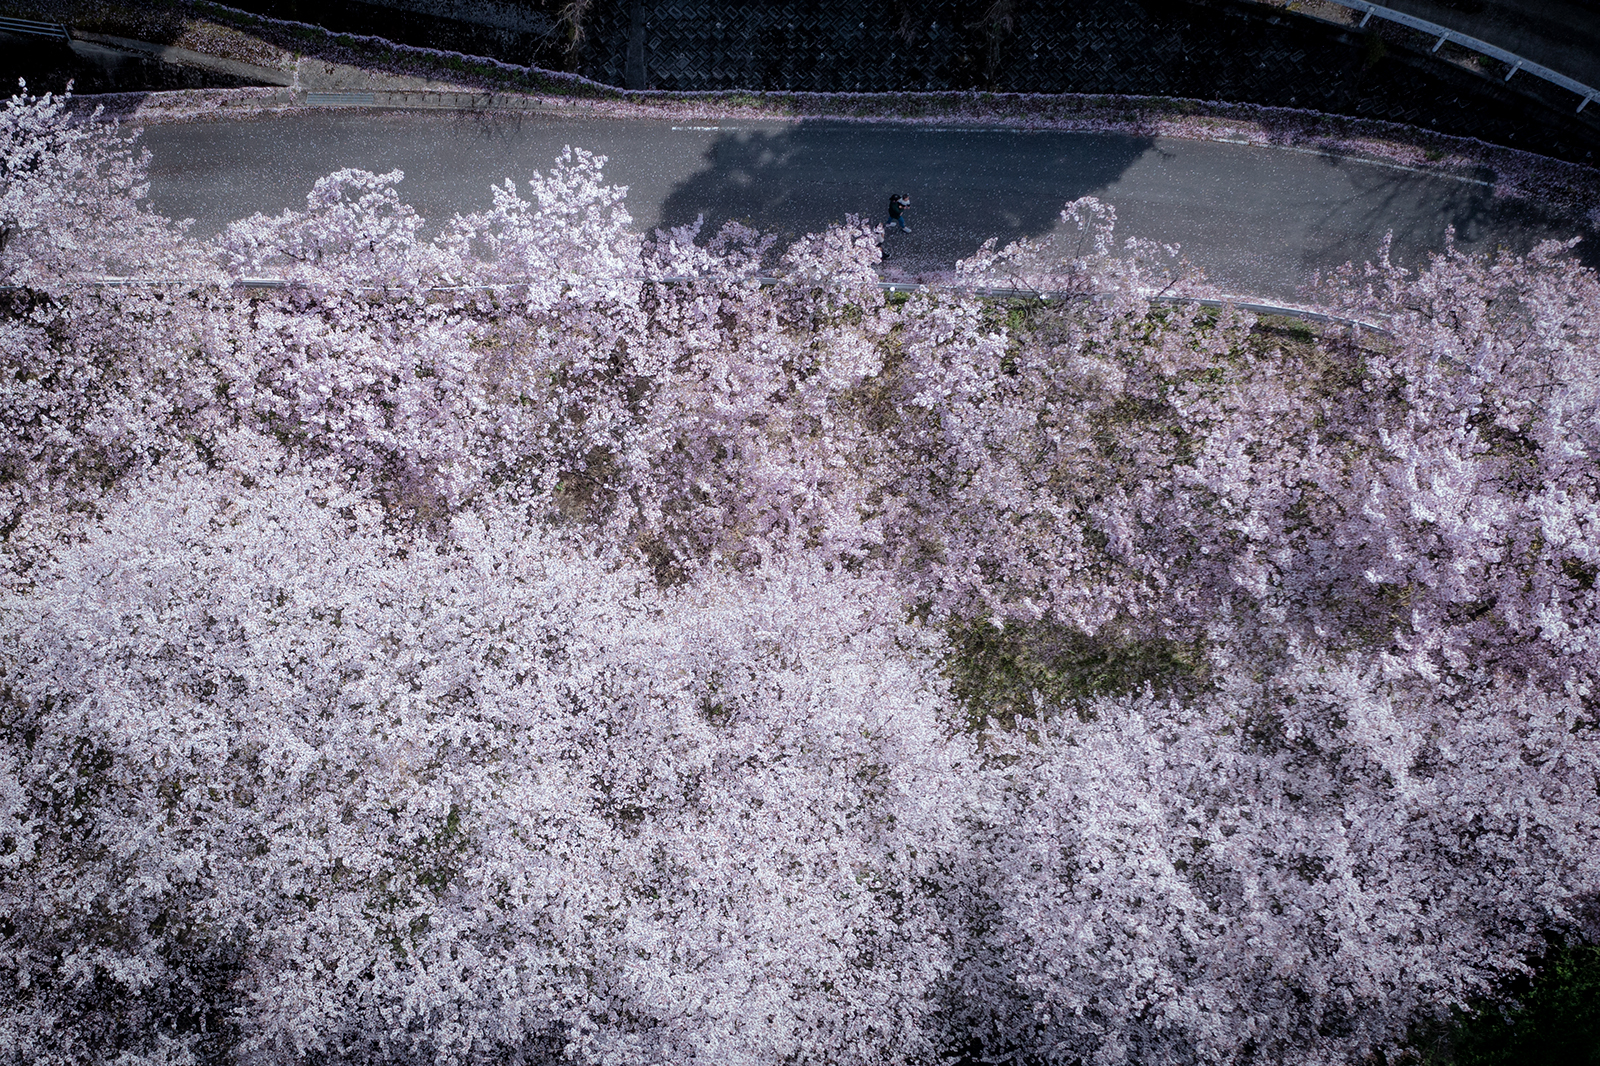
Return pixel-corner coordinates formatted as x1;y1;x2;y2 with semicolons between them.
655;120;1156;273
1298;151;1600;287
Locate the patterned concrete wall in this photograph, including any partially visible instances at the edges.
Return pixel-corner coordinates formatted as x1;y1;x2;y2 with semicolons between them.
572;0;1599;164
219;0;564;68
211;0;1600;164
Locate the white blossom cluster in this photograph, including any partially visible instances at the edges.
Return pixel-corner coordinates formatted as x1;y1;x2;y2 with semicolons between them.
1;88;1598;1066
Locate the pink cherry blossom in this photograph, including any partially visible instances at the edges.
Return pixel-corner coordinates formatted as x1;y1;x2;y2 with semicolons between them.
3;86;1598;1066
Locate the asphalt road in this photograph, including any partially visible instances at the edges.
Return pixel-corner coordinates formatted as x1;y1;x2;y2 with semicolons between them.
136;108;1598;302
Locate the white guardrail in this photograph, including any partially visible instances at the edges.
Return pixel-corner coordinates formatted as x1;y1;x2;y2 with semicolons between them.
0;16;70;42
1307;0;1598;113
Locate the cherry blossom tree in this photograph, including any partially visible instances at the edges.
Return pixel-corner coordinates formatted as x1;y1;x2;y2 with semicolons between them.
932;646;1600;1066
1;450;977;1066
3;84;1599;1066
913;224;1600;1066
0;85;210;292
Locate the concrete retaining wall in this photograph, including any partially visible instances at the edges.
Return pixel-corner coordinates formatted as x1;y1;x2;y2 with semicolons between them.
225;0;1598;164
568;0;1599;164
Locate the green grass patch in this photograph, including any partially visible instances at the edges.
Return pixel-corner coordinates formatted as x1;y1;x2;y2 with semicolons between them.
939;615;1211;734
1410;939;1600;1065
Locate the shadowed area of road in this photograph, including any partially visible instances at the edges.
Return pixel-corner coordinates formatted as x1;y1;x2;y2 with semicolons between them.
134;108;1599;302
652;122;1153;271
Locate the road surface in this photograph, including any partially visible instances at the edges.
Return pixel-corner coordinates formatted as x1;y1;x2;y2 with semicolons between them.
136;108;1598;302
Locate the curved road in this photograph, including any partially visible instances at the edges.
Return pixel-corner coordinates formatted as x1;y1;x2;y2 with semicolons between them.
138;108;1598;303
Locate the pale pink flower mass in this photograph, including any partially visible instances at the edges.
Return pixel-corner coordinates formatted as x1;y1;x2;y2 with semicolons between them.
1;87;1598;1066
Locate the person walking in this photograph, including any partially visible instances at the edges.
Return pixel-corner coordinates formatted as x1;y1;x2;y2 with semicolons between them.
884;192;911;234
